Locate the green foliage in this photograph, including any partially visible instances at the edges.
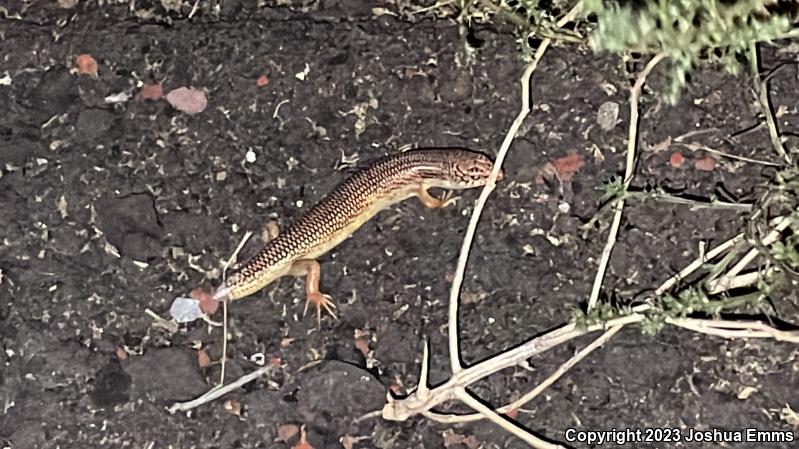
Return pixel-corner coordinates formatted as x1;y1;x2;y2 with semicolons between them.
466;0;796;99
771;217;799;269
600;175;626;202
572;302;624;327
583;0;796;101
641;287;768;334
572;287;769;335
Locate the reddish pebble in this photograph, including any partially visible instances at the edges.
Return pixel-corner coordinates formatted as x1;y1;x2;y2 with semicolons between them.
694;156;717;172
166;87;208;115
138;83;163;100
669;151;685;168
75;54;98;77
551;153;585;182
256;75;269;87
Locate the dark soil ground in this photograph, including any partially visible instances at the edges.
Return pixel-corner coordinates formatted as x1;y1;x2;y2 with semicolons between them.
1;2;798;448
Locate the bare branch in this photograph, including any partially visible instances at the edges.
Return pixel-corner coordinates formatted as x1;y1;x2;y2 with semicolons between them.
455;388;566;449
707;214;794;293
587;52;668;311
167;364;275;414
655;233;744;295
667;317;799;343
749;43;792;165
424;323;625;424
446;2;584;374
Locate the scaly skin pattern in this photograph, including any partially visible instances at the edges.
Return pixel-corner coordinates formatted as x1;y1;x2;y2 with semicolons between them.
215;148;502;316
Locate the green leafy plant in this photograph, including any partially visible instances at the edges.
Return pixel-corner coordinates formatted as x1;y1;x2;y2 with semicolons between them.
584;0;796;100
460;0;797;99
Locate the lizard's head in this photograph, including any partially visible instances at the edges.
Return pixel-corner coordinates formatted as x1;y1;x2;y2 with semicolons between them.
417;149;503;189
446;151;503;187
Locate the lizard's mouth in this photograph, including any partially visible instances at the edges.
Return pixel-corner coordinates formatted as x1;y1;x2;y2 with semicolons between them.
212;285;232;302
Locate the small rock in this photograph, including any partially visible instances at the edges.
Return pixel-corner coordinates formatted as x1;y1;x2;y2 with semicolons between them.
439;72;473;103
30;67;79;119
295;360;385;432
694;155;717;172
137;83;163;101
597;101;620;131
0;139;43;167
166;87;207;115
90;360;131;407
74;54;98;77
162;211;225;253
246;389;299;437
373;323;417;364
95;193;163;260
127;348;207;401
669;151;685;168
75;108;114;142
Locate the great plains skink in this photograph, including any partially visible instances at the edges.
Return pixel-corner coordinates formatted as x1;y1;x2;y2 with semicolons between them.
211;148;503;322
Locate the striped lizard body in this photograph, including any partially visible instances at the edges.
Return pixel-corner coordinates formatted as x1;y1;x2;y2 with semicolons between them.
212;148;503;322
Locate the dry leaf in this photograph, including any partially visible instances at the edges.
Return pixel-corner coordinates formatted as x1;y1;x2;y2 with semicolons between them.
166;87;208;115
533;161;557;185
460;291;485;305
115;346;128;361
354;338;370;357
371;7;397;16
551;153;585;182
737;386;758;400
291;426;315;449
596;101;620;131
339;434;366;449
650;136;673;153
694;156;717;172
442;429;480;449
223;399;241;416
56;195;68;218
138;83;163;101
780;405;799;426
75;54;98;77
277;423;300;443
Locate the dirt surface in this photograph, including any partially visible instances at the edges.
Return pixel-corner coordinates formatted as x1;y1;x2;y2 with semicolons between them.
1;2;798;449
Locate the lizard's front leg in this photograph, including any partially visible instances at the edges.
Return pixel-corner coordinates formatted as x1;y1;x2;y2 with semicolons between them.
288;259;338;325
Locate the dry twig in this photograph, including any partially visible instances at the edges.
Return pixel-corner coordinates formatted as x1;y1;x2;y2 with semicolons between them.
167;364;275;414
587;52;668;311
707;214;793;293
433;4;585;446
749;43;792;165
219;230;252;387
